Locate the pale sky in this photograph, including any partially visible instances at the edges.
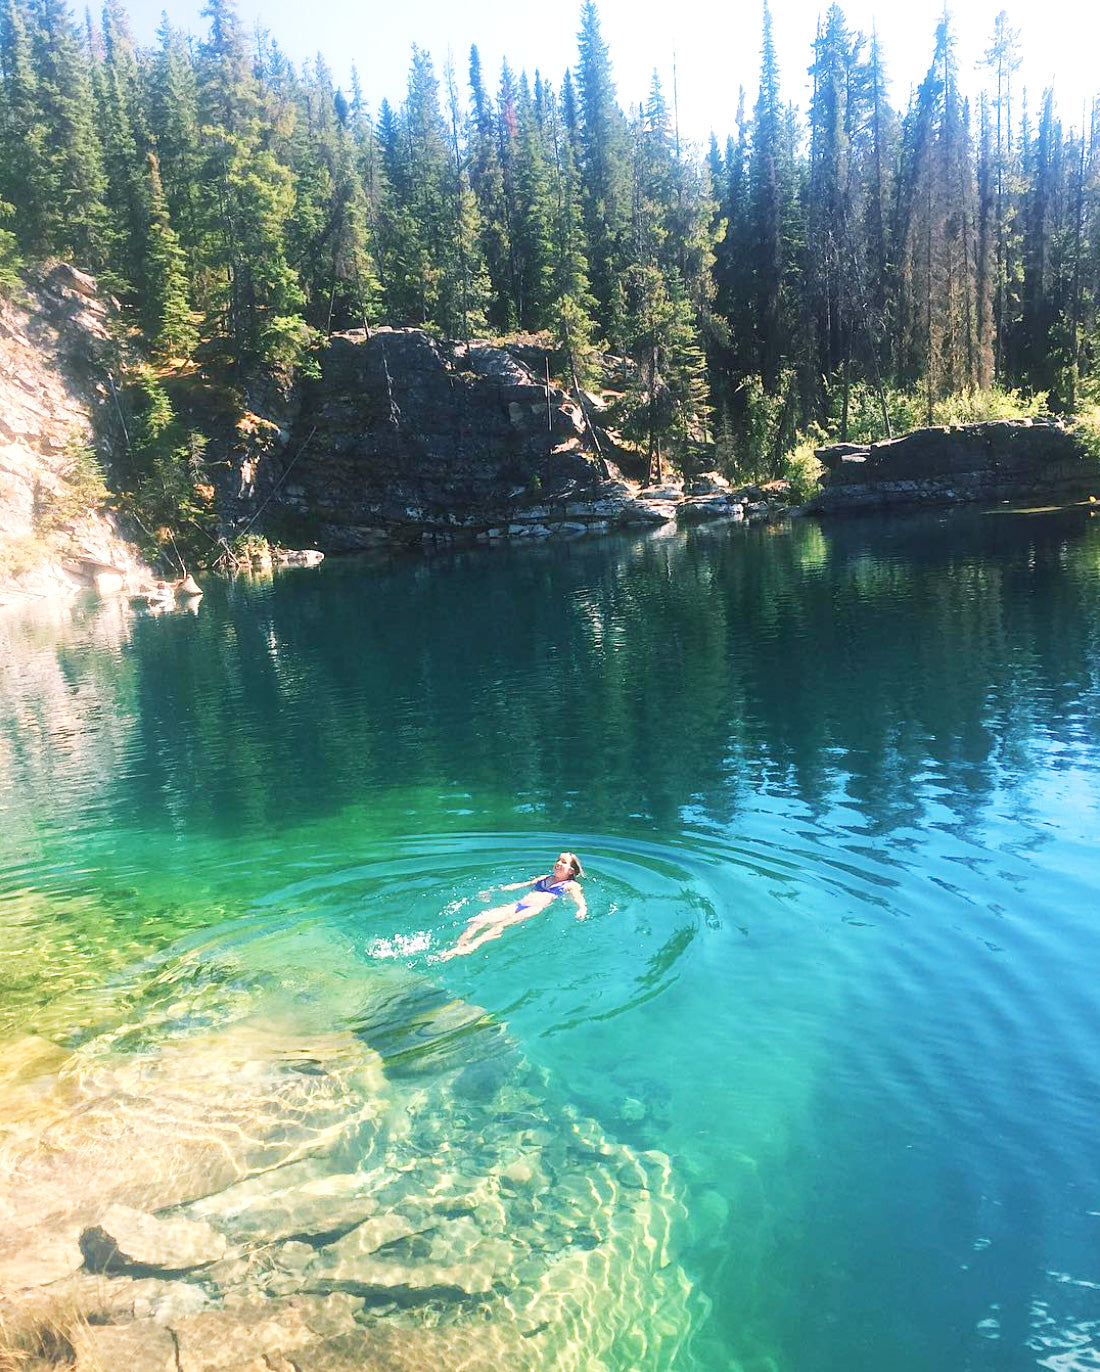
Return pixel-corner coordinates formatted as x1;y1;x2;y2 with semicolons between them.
121;0;1098;147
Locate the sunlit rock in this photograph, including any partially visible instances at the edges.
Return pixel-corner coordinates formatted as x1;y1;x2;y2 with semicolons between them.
80;1203;227;1274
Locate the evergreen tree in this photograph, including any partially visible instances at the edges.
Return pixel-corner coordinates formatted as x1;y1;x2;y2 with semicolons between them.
195;0;304;365
142;151;197;357
467;45;512;328
147;16;202;274
511;72;556;328
748;0;786;391
26;0;109;266
97;0;149;296
0;0;52;256
982;10;1023;381
893;15;980;412
575;0;630;344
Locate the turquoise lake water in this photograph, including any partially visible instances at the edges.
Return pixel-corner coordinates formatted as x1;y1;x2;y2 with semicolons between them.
3;509;1100;1369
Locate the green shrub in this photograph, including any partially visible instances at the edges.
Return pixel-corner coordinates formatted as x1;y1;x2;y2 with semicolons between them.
1070;404;1100;464
227;532;272;562
777;438;825;503
33;440;109;532
119;367;211;567
930;386;1046;426
719;372;799;484
824;380;1046;444
0;200;22;294
260;314;322;381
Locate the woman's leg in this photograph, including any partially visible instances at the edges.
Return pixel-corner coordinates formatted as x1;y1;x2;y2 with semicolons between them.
440;900;543;959
439;902;518;959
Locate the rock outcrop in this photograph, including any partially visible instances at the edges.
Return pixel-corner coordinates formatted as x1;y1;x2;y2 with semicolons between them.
806;418;1099;514
269;334;797;548
0;264;150;600
272;329;667;547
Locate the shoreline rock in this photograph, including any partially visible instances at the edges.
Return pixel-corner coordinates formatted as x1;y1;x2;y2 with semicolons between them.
806;418;1099;514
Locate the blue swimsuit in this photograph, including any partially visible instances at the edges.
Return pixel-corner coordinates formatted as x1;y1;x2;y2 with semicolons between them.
515;876;570;912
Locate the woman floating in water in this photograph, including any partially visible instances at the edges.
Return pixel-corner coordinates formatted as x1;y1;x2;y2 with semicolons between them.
440;852;586;959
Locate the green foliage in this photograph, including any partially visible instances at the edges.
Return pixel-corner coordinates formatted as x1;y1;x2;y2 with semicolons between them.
719;371;799;483
220;530;273;568
823;380;1047;444
142;154;198;360
1070;405;1100;465
0;200;22;290
553;292;602;392
776;437;825;503
120;367;211;562
260;314;322;381
33;440;109;532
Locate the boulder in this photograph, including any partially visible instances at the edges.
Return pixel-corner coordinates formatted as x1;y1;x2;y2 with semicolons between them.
807;418;1097;513
677;495;737;523
685;471;731;495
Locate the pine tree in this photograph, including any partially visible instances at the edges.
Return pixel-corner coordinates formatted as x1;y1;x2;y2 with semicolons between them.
748;0;785;391
142;151;197;358
893;16;980;411
575;0;630;345
511;72;556;328
194;0;304;366
982;11;1022;381
976;94;996;389
26;0;110;267
147;16;202;274
97;0;150;296
468;45;512;328
0;0;52;256
375;47;487;336
442;53;490;339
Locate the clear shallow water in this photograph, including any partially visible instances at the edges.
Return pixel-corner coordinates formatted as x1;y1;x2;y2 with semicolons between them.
3;510;1100;1370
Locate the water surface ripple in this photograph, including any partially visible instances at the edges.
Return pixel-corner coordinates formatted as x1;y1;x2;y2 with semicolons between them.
2;510;1100;1370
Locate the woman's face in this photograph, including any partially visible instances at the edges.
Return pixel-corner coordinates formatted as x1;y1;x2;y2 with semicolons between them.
553;853;575;878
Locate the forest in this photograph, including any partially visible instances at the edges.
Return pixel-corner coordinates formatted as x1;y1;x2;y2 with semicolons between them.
1;0;1099;499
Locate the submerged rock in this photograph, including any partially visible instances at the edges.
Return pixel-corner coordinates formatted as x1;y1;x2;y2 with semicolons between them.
0;960;701;1372
80;1204;227;1274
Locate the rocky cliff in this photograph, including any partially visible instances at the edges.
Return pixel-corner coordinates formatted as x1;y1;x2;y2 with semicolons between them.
807;418;1099;514
0;264;150;599
270;328;673;549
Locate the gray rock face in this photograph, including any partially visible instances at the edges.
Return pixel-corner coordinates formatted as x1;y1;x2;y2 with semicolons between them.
275;330;582;541
808;419;1098;513
272;330;662;549
0;264;154;599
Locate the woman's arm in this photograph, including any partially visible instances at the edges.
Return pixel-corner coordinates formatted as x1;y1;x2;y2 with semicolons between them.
569;883;588;920
478;876;543;898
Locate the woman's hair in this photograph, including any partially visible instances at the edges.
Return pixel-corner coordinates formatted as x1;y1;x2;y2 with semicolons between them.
564;852;584;879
